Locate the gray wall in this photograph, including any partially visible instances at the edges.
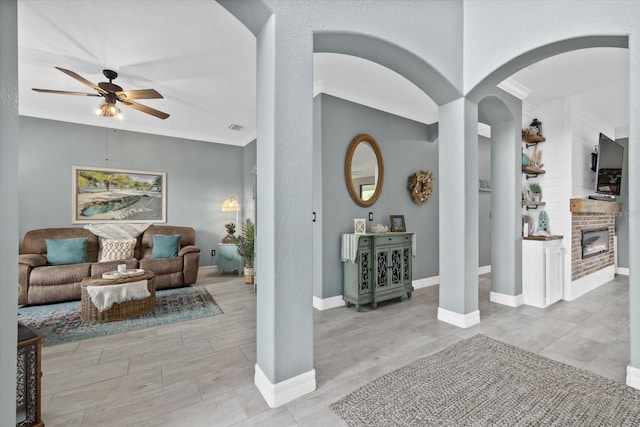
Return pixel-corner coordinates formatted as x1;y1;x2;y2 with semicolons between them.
318;94;438;298
243;139;257;224
19;116;248;267
616;137;629;268
313;95;324;298
478;135;492;267
1;0;19;421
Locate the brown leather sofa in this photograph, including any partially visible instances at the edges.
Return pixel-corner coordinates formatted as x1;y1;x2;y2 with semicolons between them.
19;225;200;306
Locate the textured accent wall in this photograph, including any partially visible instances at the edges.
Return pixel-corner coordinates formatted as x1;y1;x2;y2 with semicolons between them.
571;212;615;280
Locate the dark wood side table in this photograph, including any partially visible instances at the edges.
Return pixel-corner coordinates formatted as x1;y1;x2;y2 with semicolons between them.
17;322;44;427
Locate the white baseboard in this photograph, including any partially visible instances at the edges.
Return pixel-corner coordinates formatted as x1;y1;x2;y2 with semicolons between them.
478;265;492;275
254;364;316;408
312;295;345;311
313;268;491;312
413;276;439;290
413;268;488;291
490;291;524;307
565;265;614;301
437;307;480;328
627;365;640;389
616;267;629;276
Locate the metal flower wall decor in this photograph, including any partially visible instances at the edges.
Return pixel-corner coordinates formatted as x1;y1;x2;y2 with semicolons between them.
407;170;434;205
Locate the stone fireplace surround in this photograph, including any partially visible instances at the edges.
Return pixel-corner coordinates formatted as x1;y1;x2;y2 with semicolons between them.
570;198;620;281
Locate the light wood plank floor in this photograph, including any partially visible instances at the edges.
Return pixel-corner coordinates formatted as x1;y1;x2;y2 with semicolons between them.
41;271;630;426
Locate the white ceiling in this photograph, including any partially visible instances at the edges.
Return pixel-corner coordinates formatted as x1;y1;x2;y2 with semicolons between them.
18;0;257;146
18;1;629;146
506;47;629;138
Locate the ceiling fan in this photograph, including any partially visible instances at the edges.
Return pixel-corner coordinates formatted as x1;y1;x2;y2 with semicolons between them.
32;67;170;120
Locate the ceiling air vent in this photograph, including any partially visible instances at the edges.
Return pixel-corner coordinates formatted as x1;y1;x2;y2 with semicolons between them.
228;123;243;131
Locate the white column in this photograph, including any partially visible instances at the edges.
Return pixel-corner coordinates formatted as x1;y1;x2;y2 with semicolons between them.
437;97;480;327
0;0;19;421
254;13;316;406
490;119;523;306
627;34;640;389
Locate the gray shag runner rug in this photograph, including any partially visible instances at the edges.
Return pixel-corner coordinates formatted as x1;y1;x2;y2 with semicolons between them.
330;334;640;426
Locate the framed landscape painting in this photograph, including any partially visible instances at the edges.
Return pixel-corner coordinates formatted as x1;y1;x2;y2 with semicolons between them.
72;166;166;223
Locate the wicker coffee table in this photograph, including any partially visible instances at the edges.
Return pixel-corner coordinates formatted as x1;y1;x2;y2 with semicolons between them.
80;270;156;323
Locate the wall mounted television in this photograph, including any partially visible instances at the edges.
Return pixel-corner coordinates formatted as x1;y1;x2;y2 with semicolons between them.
594;132;624;196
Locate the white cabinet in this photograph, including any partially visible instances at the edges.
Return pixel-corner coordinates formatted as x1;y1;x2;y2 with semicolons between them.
522;237;564;308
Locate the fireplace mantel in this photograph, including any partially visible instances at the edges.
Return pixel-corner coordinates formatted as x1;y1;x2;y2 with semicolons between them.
570;198;621;214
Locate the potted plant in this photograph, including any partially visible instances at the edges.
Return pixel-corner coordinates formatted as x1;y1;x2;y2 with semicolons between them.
222;222;236;243
529;182;542;202
234;219;255;284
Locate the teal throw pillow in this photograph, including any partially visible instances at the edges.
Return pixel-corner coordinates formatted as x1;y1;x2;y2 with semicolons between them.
151;234;181;259
45;237;88;265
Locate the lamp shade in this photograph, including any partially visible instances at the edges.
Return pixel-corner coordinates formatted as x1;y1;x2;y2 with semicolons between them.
221;197;240;212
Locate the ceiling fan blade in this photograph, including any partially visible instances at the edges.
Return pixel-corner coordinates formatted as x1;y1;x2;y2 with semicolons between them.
32;88;101;97
55;66;108;95
116;89;163;100
120;99;170;120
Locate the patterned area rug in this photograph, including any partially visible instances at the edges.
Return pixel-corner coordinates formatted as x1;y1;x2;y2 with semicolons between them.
331;334;640;426
18;286;223;346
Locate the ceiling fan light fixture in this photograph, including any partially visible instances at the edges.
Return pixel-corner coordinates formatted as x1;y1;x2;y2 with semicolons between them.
96;100;123;120
33;67;168;120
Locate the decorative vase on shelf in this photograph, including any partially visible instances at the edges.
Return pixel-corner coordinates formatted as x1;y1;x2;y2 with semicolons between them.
522;151;531;166
538;210;550;233
530;118;543;137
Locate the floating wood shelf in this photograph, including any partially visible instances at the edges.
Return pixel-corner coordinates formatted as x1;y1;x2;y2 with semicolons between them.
522;166;545;179
522;166;545;175
523;235;563;241
522;133;546;144
522;201;545;210
569;198;622;213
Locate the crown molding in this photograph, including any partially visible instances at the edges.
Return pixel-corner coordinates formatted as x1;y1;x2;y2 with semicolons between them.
497;78;532;100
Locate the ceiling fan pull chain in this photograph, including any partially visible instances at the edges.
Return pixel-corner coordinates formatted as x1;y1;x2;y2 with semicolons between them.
104;127;109;161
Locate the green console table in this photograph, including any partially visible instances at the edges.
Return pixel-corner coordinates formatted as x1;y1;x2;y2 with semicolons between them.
217;243;243;275
342;232;414;311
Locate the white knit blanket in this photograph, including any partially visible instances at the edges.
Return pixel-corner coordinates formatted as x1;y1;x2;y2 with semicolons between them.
83;223;151;239
412;234;416;257
86;280;150;312
341;233;361;263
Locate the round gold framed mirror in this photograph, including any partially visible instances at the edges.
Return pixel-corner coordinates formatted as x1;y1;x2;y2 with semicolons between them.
344;134;384;207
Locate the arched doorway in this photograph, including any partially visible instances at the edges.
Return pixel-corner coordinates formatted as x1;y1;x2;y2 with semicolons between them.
469;35;636;388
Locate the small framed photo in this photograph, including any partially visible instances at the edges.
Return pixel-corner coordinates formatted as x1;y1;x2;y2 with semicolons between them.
389;215;406;232
354;218;366;234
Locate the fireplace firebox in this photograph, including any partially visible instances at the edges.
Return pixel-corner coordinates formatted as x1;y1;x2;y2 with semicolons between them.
581;228;609;259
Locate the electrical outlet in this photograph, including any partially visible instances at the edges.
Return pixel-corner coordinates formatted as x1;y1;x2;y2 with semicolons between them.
211;249;216;257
